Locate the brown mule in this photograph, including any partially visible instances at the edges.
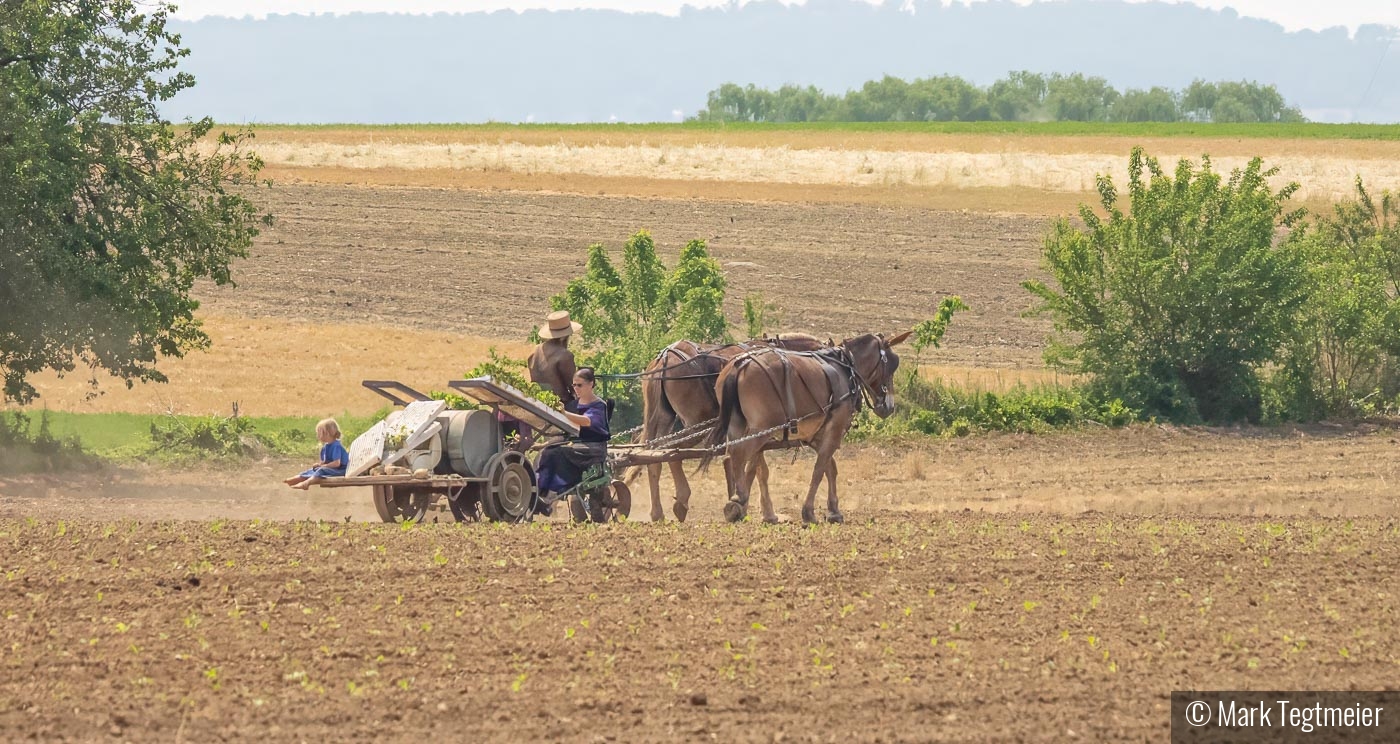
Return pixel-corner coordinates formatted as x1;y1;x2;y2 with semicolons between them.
704;331;911;525
629;334;828;522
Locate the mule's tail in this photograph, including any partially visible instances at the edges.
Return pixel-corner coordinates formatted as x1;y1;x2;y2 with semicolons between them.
698;366;743;472
622;372;679;486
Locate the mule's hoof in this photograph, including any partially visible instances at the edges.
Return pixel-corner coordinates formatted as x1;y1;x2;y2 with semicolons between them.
723;501;747;523
674;502;689;523
650;508;665;523
801;506;818;525
762;515;781;525
827;511;845;524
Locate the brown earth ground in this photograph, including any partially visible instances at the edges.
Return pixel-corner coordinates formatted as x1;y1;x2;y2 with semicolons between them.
192;183;1051;367
4;425;1397;525
1;510;1397;742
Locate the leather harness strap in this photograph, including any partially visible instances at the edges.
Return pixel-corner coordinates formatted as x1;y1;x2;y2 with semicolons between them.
655;345;694;415
736;346;862;445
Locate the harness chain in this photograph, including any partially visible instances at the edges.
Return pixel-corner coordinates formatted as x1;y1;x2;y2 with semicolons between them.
704;345;878;455
609;423;645;441
623;416;719;449
602;339;892;457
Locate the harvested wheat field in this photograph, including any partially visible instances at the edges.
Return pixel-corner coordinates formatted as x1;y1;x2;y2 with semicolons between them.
239;126;1400;211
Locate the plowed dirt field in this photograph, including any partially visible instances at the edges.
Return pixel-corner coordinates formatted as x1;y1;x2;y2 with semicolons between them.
197;184;1049;369
2;513;1396;742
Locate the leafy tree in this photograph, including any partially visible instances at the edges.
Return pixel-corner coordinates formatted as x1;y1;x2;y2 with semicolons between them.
1275;179;1400;418
987;70;1048;121
1213;80;1305;123
768;84;838;123
549;231;731;424
910;75;989;121
0;1;269;404
693;73;1306;124
667;239;728;342
1112;87;1180;122
1043;73;1120;122
1181;79;1305;123
1180;79;1219;121
1024;148;1309;422
848;75;913;121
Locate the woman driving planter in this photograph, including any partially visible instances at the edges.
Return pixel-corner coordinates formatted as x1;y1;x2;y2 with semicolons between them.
534;367;610;515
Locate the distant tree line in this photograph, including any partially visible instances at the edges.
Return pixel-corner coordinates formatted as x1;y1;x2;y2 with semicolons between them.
692;73;1307;124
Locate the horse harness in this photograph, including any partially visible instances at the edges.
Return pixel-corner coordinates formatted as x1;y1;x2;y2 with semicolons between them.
730;340;891;444
634;340;762;382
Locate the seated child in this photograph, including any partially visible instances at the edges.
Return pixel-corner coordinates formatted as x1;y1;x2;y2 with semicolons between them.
284;418;349;490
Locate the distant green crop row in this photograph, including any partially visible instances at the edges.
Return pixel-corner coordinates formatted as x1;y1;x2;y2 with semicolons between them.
236;121;1400;141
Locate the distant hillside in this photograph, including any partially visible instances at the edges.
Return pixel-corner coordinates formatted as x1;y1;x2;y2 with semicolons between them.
165;0;1400;124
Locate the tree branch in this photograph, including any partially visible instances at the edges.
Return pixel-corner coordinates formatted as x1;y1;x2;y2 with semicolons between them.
0;53;43;69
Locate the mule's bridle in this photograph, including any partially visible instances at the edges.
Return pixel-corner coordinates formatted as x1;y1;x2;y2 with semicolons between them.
847;335;894;412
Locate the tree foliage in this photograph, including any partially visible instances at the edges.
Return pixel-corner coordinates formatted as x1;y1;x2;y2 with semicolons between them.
549;231;730;413
1274;179;1400;418
1181;80;1305;123
0;1;269;404
742;293;779;340
1024;148;1309;423
693;73;1305;124
910;297;971;356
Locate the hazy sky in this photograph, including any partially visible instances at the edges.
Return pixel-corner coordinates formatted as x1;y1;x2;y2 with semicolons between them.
171;0;1400;33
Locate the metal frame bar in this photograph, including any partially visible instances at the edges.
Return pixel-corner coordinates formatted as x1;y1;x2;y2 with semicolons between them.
361;380;432;407
317;474;488;488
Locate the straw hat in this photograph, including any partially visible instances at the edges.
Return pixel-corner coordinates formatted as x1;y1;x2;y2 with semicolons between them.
539;310;582;339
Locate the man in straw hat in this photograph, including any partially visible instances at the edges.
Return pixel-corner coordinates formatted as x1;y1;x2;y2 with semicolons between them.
528;310;582;407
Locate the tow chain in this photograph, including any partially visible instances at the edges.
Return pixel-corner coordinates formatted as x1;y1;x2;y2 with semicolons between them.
700;377;866;456
640;417;719;448
609;423;644;441
702;409;826;455
609;416;718;448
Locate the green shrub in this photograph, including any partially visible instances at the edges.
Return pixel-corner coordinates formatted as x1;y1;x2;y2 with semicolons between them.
743;293;779;339
849;375;1137;442
0;410;93;473
1270;178;1400;421
433;346;560;412
148;414;261;459
1024;147;1308;423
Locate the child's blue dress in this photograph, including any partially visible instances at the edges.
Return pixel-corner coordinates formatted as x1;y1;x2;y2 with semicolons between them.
300;440;349;478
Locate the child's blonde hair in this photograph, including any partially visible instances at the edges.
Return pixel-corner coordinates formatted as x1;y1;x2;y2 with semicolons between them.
316;418;342;440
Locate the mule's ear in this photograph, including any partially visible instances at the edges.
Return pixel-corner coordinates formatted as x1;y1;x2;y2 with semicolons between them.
886;330;913;347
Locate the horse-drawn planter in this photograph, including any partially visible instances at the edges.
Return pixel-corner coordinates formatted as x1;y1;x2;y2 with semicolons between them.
318;328;909;526
318;377;697;524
